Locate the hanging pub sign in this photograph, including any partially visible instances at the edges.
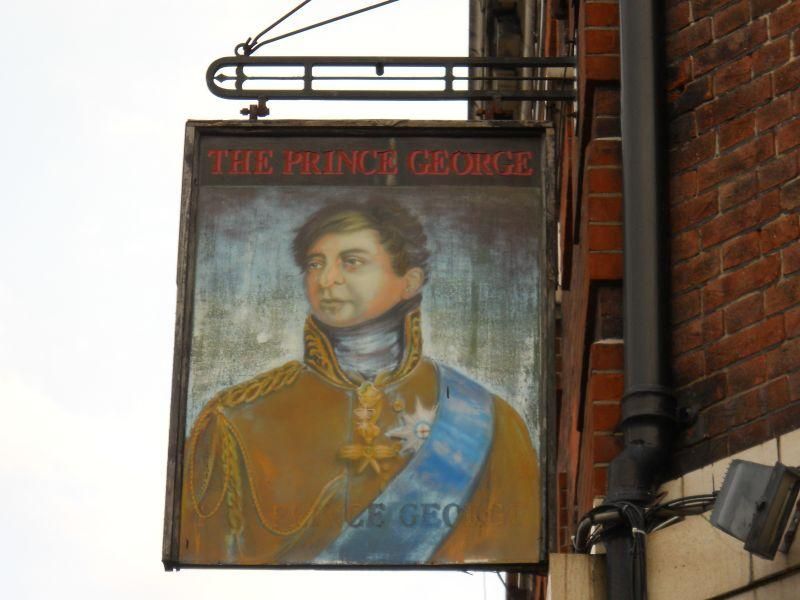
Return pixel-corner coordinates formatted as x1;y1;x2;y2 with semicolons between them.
162;121;554;569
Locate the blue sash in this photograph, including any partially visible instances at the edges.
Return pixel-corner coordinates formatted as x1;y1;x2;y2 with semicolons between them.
315;363;494;564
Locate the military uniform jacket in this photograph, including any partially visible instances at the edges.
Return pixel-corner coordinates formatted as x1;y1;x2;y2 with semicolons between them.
180;309;540;565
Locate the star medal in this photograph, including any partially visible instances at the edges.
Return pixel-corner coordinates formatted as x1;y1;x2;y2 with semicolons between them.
386;399;438;456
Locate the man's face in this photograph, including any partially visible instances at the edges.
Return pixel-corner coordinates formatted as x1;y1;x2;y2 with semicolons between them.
303;228;419;328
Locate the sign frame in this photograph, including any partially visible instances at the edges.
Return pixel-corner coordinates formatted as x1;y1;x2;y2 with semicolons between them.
162;120;556;571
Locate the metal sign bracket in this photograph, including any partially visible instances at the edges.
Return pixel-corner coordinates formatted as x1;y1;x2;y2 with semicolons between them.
205;1;576;117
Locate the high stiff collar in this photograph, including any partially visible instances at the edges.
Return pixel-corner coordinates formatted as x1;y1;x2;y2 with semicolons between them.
303;298;423;389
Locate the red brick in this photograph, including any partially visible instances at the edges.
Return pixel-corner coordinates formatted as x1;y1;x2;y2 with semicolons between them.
587;139;622;166
585;55;621;81
769;2;800;37
724;292;764;333
776;119;800;154
784;244;800;275
676;371;727;410
673;249;721;293
736;389;768;426
585;3;620;27
704;310;725;343
714;0;750;38
673;319;704;356
767;338;800;378
730;419;771;454
588;253;623;280
792;372;800;401
590;343;624;370
752;0;786;17
592;114;621;138
587;168;622;193
667;18;713;57
700;190;781;248
673;190;719;232
671;112;698;146
782;177;800;210
673;290;702;324
667;2;692;33
775;60;800;96
589;224;623;251
728;355;768;394
670;131;717;172
693;0;737;19
719;113;756;150
592;466;609;498
763;376;791;411
667;58;693;92
585;29;620;55
589;372;624;401
672;230;702;263
787;306;800;338
756;93;793;132
706;315;785;370
675;349;706;386
693;20;769;76
592;403;622;432
588;195;623;222
754;36;791;76
670;77;713;116
704;398;737;436
671;171;699;204
673;438;729;475
713;55;753;96
761;214;800;253
681;416;710;445
593;433;623;462
719;173;758;211
722;231;761;270
594;87;620;115
758;153;799;191
698;135;773;191
765;275;800;314
703;254;782;311
768;402;800;437
696;75;772;131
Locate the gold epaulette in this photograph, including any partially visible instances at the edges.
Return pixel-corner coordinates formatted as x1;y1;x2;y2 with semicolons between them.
212;360;303;410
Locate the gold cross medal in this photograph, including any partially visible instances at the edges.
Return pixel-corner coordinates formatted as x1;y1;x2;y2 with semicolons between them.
339;381;398;474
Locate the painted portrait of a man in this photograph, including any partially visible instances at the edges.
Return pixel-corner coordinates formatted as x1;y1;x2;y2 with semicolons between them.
180;198;541;566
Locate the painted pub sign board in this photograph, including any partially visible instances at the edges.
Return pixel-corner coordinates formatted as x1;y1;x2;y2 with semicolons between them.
163;121;553;569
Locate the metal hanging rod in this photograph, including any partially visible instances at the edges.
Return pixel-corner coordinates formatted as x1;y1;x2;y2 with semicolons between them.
237;0;401;56
206;56;577;103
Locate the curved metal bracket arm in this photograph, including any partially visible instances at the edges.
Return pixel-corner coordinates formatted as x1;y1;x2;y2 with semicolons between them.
206;55;577;103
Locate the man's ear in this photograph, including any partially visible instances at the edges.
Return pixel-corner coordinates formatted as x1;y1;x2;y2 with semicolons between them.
402;267;425;299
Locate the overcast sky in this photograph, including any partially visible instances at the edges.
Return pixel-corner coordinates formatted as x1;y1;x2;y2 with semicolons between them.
0;1;510;598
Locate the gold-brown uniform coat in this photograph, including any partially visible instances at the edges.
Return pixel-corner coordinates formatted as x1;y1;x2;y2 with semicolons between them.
180;312;540;565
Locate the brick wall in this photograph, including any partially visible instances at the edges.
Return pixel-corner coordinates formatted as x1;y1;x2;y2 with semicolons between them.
548;0;625;550
548;0;800;551
666;0;800;475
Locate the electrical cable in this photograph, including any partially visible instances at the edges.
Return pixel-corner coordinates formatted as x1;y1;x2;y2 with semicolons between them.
573;493;718;554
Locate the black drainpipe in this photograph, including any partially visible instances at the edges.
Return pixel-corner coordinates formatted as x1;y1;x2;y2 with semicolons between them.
604;1;677;598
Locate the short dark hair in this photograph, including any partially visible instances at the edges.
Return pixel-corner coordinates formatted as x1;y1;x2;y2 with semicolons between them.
292;199;430;281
